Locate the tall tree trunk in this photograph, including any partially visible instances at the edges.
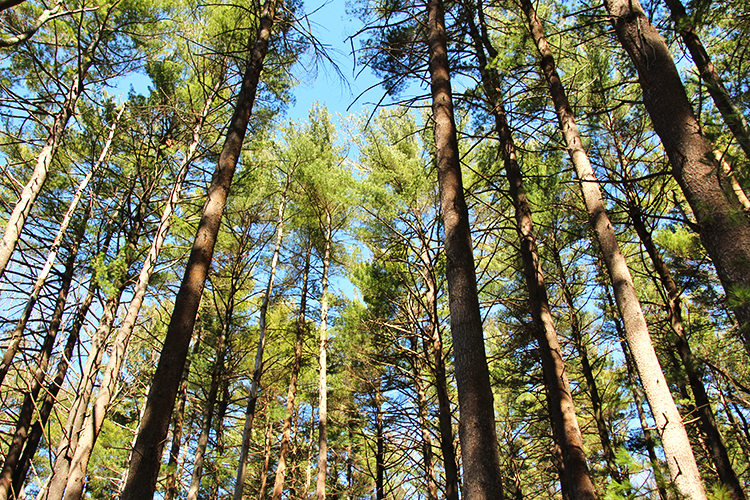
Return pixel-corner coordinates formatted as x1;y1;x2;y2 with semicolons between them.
375;387;384;500
317;208;332;500
258;405;273;500
0;222;84;500
623;178;746;500
0;108;120;387
10;276;98;497
44;177;152;500
119;2;277;497
549;235;621;484
0;33;99;280
233;192;286;500
604;285;669;500
409;334;438;500
426;0;504;497
519;0;706;497
164;334;201;500
414;217;459;500
467;9;597;498
604;0;750;354
663;0;750;165
271;242;311;500
59;79;219;500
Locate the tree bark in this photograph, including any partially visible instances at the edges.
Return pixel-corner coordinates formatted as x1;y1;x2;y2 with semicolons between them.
271;242;311;500
663;0;750;166
549;235;621;484
623;179;746;500
426;0;504;497
0;107;121;387
185;329;227;500
60;80;218;500
0;35;98;280
467;9;598;498
604;0;750;355
0;222;83;500
119;2;277;497
520;0;706;497
164;334;201;500
316;208;332;500
10;276;97;497
233;192;286;500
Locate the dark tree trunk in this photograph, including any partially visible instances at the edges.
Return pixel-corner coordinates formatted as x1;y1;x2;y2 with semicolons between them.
119;2;277;497
520;0;706;496
426;0;504;497
604;0;750;354
466;9;598;499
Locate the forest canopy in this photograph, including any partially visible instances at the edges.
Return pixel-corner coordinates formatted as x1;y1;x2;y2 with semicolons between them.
0;0;749;499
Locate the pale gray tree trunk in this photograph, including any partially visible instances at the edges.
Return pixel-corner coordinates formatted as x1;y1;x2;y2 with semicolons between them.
0;107;121;387
233;192;286;500
316;208;332;500
520;0;706;497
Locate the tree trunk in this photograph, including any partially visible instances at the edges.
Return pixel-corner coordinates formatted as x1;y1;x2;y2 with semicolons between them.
10;276;97;498
604;285;669;500
409;335;438;500
520;0;706;497
604;0;750;354
233;193;286;500
185;330;227;500
0;38;98;280
623;179;746;500
164;334;201;500
549;235;621;484
426;0;504;497
258;406;273;500
317;208;332;500
0;222;83;500
467;9;598;498
663;0;750;165
271;242;311;500
119;2;277;497
375;387;384;500
415;217;459;500
60;79;219;500
0;107;120;387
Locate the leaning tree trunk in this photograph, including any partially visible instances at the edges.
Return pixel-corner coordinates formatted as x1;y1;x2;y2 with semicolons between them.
426;0;504;497
550;234;621;484
45;176;153;500
519;0;706;497
623;178;746;500
0;35;99;280
119;2;277;497
233;191;286;500
0;108;121;388
663;0;750;166
271;242;311;500
603;278;669;500
604;0;750;355
467;9;598;498
316;208;332;500
59;79;219;500
0;221;84;500
10;275;97;497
